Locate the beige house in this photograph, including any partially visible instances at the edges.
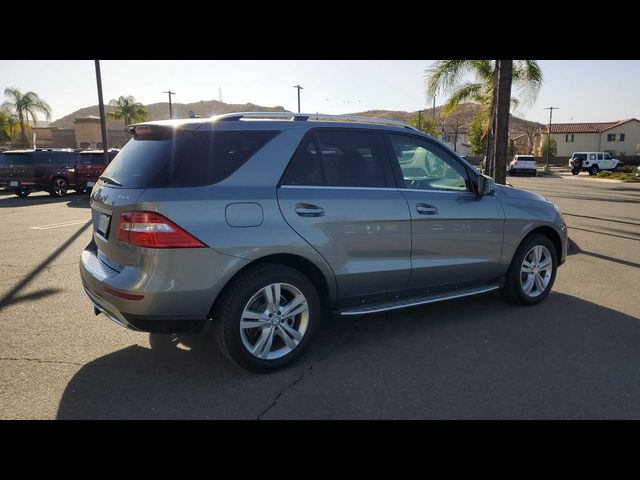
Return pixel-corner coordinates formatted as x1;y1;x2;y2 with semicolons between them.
33;115;128;150
536;118;640;157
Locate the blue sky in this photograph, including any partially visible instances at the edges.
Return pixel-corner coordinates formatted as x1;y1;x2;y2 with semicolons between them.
1;60;638;125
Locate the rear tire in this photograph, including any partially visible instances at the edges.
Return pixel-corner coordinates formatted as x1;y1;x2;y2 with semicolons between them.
571;169;579;175
212;263;321;373
50;177;69;197
589;165;599;176
16;187;31;198
502;233;558;306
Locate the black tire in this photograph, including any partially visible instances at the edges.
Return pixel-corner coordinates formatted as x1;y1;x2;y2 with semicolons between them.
589;165;599;176
571;169;579;175
50;177;69;197
212;263;321;373
16;187;31;198
502;233;558;306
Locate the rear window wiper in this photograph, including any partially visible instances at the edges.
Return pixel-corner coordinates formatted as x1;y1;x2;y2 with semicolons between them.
99;175;123;187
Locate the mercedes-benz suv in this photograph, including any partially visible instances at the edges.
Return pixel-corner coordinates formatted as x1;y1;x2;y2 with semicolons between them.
80;112;568;372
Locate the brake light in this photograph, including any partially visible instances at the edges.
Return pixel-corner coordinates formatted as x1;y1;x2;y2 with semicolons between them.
116;211;205;248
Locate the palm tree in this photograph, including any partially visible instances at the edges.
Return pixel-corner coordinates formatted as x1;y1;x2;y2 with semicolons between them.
107;95;149;128
425;60;542;126
2;88;52;147
425;60;542;183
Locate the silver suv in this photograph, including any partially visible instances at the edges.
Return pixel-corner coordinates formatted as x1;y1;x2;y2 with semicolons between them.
80;112;568;372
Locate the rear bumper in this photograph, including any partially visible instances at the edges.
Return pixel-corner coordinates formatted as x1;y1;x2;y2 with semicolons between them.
510;168;537;175
82;284;207;333
79;238;247;334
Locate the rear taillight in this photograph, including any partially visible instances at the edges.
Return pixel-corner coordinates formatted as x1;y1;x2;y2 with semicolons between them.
116;211;205;248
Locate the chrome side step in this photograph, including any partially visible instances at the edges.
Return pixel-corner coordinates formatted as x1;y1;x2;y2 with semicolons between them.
338;284;501;316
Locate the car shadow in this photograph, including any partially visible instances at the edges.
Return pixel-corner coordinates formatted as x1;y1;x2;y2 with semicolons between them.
57;292;640;419
0;191;90;208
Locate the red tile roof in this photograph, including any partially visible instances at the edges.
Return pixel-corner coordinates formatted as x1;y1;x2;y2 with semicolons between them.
539;118;638;134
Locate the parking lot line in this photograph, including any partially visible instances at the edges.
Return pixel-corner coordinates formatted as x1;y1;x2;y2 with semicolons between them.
30;219;91;230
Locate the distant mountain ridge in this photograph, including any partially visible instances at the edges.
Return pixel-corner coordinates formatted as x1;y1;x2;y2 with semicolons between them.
50;100;289;130
51;100;543;136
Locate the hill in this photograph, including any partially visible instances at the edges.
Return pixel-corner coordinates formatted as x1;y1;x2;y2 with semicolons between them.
351;103;543;137
51;100;543;137
50;100;289;130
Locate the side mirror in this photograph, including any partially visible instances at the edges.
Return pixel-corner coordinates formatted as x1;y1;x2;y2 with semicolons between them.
477;174;495;195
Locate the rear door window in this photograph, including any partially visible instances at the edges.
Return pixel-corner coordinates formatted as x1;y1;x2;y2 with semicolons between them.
281;129;391;188
100;128;280;188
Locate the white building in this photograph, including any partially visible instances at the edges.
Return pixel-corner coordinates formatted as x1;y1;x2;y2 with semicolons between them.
537;118;640;157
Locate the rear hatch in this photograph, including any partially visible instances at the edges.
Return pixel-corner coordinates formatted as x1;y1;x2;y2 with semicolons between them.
513;156;536;168
89;120;281;268
0;151;35;185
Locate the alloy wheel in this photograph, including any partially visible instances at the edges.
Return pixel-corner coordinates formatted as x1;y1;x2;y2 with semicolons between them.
520;245;553;298
240;283;309;360
53;178;68;196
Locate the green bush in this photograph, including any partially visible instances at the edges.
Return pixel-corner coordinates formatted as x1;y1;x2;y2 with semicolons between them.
596;171;638;181
618;165;636;173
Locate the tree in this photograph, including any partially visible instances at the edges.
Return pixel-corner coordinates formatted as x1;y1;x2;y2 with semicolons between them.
106;95;149;127
408;111;438;136
468;115;487;155
2;88;52;148
492;60;513;185
425;60;543;183
540;137;557;157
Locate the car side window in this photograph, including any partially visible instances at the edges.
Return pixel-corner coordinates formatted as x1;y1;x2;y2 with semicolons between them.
590;154;596;160
281;130;390;188
387;134;470;192
604;153;611;160
597;153;603;160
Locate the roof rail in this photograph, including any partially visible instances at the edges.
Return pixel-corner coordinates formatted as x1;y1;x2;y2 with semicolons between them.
210;111;420;132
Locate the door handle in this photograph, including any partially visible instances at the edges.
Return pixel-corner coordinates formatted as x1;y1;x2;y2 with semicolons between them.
416;203;438;215
295;203;325;217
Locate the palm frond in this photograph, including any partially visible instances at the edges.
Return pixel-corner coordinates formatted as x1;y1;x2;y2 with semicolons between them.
425;60;477;99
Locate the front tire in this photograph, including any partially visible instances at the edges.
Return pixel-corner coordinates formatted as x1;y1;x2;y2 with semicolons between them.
50;177;69;197
502;233;558;306
212;263;321;372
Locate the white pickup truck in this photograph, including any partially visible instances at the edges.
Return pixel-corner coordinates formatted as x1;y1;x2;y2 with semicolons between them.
509;155;537;177
569;152;622;175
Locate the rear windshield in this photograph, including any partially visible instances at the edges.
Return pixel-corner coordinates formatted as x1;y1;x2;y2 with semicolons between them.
516;156;534;161
100;129;280;188
79;152;117;165
2;153;34;166
572;153;587;160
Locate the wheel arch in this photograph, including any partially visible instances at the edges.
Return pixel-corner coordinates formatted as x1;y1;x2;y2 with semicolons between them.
517;226;563;263
208;252;335;320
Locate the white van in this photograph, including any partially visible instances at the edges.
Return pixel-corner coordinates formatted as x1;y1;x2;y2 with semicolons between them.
569;152;621;175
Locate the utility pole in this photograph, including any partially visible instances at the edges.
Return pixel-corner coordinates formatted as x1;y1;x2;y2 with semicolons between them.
544;106;559;172
163;90;176;119
293;85;303;113
94;60;110;166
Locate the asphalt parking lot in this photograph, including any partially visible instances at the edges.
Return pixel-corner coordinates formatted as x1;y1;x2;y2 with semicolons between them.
1;173;639;419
